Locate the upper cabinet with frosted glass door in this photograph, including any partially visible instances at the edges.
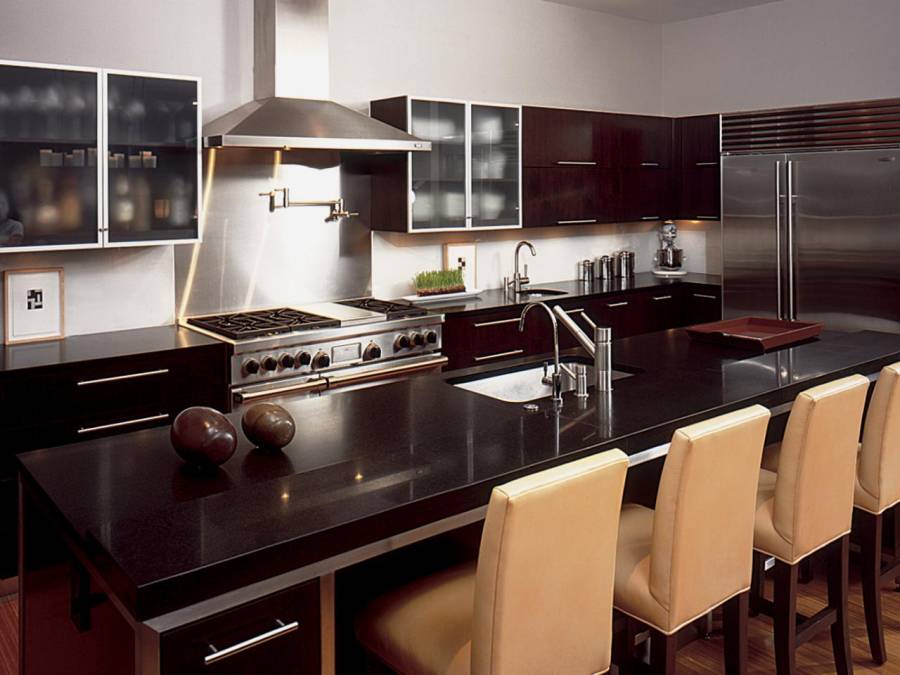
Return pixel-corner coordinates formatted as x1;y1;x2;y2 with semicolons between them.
369;96;521;232
0;61;102;252
0;60;200;253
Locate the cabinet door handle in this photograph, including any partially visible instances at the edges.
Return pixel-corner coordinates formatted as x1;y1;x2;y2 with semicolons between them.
695;216;719;220
641;216;661;221
204;619;299;666
653;295;673;301
77;413;169;435
607;301;629;308
473;317;519;328
640;162;660;167
557;219;598;225
693;293;718;300
565;308;585;314
695;161;719;167
474;349;524;362
556;161;597;166
77;368;170;386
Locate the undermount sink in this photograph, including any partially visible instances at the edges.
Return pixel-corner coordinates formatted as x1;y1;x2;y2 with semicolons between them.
452;359;634;403
517;288;567;298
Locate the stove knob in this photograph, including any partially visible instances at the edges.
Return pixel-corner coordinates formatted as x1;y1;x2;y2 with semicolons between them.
243;358;261;375
363;343;382;361
261;355;278;372
393;334;411;352
312;351;331;370
278;353;295;369
425;330;438;344
296;351;312;368
410;332;425;347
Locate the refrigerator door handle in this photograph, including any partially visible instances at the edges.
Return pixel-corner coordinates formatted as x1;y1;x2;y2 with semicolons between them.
786;160;796;321
775;160;783;320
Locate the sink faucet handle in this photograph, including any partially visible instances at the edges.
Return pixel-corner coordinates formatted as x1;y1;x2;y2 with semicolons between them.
578;311;598;330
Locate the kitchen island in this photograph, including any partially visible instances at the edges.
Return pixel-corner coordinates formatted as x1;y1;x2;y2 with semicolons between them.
16;328;900;674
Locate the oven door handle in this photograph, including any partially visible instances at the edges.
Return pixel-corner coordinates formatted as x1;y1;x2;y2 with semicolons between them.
234;378;329;403
325;357;448;389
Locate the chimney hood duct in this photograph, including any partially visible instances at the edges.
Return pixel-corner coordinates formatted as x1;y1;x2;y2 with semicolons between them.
203;0;430;153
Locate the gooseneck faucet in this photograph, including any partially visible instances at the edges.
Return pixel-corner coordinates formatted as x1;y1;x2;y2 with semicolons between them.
519;301;574;405
510;240;536;294
552;305;614;392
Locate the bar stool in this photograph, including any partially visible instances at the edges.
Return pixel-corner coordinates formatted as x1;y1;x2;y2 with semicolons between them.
355;449;629;674
852;363;900;664
750;374;870;675
612;405;771;675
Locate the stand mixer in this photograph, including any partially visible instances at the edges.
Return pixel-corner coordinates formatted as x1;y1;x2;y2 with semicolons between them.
652;220;688;277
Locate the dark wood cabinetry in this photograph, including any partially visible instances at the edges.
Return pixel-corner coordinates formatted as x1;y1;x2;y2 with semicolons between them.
612;114;673;168
621;168;674;222
523;167;620;227
675;115;721;220
522;107;601;167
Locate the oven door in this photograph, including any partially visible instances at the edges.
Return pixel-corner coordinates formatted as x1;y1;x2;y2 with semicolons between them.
232;355;448;406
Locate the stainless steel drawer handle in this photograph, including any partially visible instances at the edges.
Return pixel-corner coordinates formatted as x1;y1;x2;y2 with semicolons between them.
205;619;299;666
693;293;718;300
565;308;585;314
653;295;673;301
695;216;719;220
557;219;598;225
640;162;660;167
77;413;169;435
556;161;597;166
474;349;524;362
473;317;520;328
695;161;719;167
77;368;170;386
607;301;629;308
641;216;661;221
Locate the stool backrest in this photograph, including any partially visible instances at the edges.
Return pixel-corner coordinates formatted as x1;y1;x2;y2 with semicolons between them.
471;449;628;675
858;363;900;513
649;405;771;630
773;375;870;558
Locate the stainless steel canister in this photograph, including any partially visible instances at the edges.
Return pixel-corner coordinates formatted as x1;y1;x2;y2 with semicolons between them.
597;255;614;280
621;250;635;277
611;251;623;278
580;259;595;282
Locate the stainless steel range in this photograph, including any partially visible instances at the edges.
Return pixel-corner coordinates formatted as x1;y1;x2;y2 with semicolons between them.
183;299;445;405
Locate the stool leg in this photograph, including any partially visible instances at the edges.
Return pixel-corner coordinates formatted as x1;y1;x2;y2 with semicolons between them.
859;510;887;664
723;591;749;675
612;615;635;674
649;629;677;675
798;557;814;584
749;551;765;617
772;559;798;675
827;535;853;675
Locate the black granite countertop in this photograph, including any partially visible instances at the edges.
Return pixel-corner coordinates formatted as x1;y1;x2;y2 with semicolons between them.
416;272;720;316
17;328;900;620
0;325;224;373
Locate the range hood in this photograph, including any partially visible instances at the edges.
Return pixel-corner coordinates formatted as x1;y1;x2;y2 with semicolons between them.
203;0;430;153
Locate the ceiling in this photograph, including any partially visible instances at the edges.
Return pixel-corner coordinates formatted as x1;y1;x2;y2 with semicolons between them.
544;0;782;23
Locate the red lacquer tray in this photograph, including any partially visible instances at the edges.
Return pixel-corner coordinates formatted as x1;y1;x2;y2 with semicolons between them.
686;317;824;353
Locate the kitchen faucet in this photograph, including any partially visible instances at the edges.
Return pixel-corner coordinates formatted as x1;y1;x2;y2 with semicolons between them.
519;301;575;405
552;306;614;392
510;240;536;294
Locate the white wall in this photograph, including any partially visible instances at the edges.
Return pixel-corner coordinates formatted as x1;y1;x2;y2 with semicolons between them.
661;0;900;116
0;0;253;336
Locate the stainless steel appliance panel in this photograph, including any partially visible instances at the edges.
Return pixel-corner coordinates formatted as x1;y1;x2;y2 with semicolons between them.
789;149;900;332
722;154;788;319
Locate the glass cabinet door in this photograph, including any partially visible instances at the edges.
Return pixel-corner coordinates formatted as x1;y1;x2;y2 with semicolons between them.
0;63;101;251
105;73;199;244
471;104;520;228
409;100;467;231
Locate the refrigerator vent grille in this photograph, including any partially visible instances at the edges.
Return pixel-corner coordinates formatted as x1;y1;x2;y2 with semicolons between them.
722;98;900;154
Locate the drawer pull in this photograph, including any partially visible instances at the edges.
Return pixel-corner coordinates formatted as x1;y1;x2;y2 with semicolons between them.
565;308;584;314
473;317;520;328
557;219;598;225
556;160;597;166
693;293;718;300
77;413;169;435
641;216;661;221
653;295;673;301
695;161;719;167
77;368;170;386
474;349;524;362
640;162;660;167
607;301;629;308
695;216;719;220
205;619;299;666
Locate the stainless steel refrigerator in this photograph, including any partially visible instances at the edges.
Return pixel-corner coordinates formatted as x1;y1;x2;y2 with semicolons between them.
721;148;900;332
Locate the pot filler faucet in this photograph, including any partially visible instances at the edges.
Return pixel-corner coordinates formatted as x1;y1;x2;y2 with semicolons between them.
509;240;536;294
552;305;614;393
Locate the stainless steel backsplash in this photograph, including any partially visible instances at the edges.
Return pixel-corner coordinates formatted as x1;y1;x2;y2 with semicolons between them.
175;148;372;317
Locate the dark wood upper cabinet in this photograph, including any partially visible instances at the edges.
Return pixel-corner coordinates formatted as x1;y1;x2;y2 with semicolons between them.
675;114;721;220
523;167;620;228
677;115;721;167
621;168;674;222
610;114;673;168
523;106;597;167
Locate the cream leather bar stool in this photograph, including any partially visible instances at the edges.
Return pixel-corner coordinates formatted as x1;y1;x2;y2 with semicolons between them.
355;449;629;675
852;363;900;664
612;405;771;675
750;374;870;675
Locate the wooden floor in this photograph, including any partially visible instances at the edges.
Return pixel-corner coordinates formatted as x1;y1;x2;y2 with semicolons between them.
2;563;900;674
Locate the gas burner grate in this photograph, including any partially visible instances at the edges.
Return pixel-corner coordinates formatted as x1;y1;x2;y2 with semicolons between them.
338;297;427;320
188;308;340;340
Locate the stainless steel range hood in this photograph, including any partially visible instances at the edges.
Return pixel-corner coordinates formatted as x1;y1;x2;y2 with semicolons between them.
203;0;430;153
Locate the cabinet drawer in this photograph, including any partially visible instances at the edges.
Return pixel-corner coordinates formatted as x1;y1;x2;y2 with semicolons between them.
161;580;321;675
470;313;530;363
687;289;722;325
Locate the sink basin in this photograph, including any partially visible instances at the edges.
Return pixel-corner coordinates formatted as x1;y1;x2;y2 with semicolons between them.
452;359;633;403
517;288;567;298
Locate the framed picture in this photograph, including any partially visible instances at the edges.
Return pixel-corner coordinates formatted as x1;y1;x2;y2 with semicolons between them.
3;267;65;345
